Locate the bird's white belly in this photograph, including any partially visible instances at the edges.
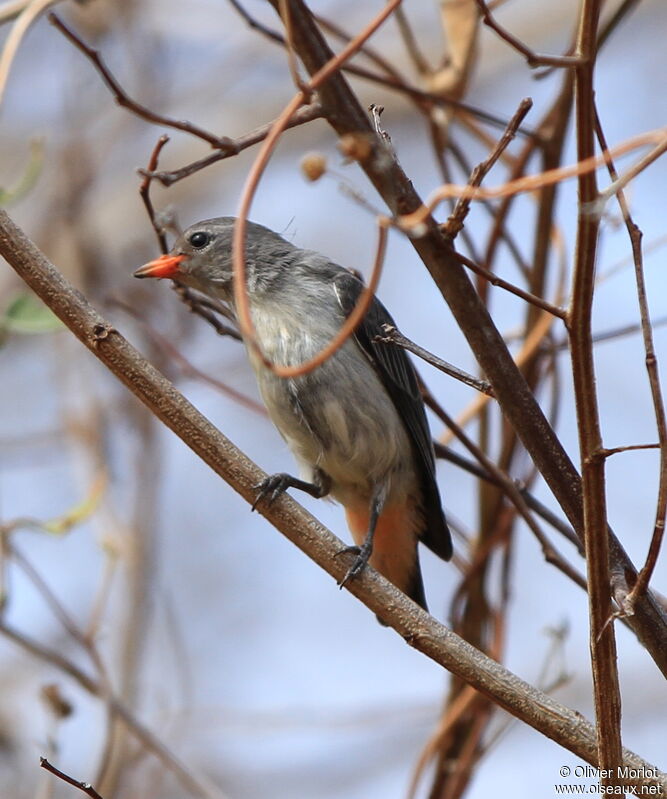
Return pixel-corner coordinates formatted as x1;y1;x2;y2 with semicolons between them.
257;361;416;506
246;298;418;504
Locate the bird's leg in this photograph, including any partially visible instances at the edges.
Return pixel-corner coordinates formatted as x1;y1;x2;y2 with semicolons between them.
338;484;387;589
252;468;331;511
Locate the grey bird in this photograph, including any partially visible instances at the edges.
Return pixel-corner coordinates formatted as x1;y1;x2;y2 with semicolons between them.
134;217;452;613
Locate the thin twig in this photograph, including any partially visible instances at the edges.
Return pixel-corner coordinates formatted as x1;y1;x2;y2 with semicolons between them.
397;125;667;233
314;12;409;82
369;103;392;148
426;123;482;263
479;75;573;304
393;4;431;75
595;133;667;210
594;112;667;611
443;97;533;239
453;250;567;320
172;284;242;339
110;298;263;414
428;399;588;590
40;758;105;799
140;101;324;187
278;0;311;95
432;443;580;550
550;315;667;351
49;14;238;151
439;304;561;446
139;135;170;253
137;135;245;340
474;0;583;68
600;443;660;458
376;324;494;396
444;131;530;276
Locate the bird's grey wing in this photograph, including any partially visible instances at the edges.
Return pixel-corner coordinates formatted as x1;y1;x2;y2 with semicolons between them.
333;271;452;561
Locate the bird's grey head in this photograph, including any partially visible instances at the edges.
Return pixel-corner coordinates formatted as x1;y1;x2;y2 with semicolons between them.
133;216;298;302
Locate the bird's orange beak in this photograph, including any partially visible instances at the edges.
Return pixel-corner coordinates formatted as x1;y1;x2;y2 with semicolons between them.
134;253;187;279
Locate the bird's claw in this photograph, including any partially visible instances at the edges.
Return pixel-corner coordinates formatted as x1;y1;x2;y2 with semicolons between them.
251;473;291;511
336;544;372;589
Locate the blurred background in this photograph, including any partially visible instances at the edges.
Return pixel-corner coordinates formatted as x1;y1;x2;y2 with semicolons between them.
1;0;667;797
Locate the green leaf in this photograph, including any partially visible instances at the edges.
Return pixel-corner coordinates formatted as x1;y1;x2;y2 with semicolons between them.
42;475;106;535
0;139;43;207
1;291;62;334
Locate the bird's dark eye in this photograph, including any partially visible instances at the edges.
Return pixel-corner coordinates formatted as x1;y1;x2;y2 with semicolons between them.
188;231;210;249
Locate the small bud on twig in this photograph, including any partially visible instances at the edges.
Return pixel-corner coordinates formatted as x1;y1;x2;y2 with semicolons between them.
338;133;373;163
301;153;327;182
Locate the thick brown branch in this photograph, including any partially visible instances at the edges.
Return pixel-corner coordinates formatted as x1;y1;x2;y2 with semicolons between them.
568;0;622;780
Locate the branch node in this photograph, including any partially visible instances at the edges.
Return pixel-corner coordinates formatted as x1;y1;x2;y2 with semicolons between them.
90;323;116;347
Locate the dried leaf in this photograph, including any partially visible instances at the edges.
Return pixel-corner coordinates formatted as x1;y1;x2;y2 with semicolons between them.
1;291;62;335
427;0;480;99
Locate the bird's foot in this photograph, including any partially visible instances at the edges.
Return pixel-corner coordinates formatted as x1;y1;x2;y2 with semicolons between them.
336;543;373;589
251;473;294;511
252;472;328;511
